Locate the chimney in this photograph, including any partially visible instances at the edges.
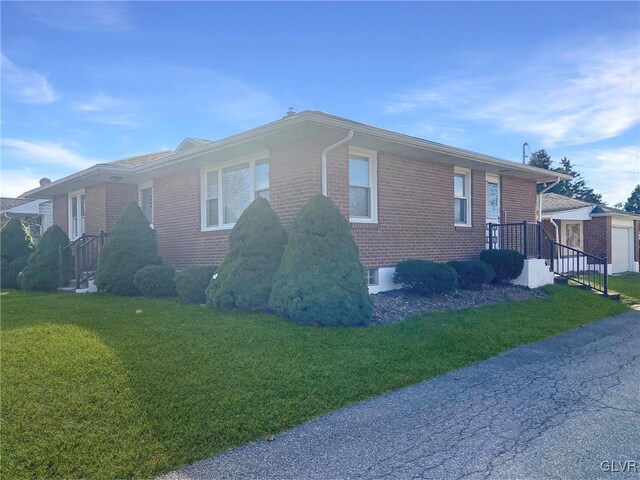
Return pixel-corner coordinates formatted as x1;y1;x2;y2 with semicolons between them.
39;178;51;186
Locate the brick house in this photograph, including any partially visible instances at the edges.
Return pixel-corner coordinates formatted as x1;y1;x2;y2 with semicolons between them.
22;111;569;291
541;193;640;274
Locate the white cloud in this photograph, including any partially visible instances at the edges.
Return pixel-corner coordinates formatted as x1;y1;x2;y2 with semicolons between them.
1;54;59;104
75;93;122;112
570;146;640;205
1;139;97;170
384;35;640;147
17;2;132;32
0;169;43;197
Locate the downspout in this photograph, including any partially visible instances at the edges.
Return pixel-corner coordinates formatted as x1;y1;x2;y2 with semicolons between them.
321;130;354;196
538;177;561;243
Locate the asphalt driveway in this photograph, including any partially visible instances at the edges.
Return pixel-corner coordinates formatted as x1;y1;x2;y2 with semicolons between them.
160;310;640;480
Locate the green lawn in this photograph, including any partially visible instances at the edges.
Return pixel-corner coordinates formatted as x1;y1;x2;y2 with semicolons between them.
1;285;628;479
608;272;640;304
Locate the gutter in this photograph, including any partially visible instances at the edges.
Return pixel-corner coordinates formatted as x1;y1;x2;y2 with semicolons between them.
321;130;354;196
537;177;561;222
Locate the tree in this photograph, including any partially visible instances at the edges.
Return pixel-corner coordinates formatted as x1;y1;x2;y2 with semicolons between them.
268;194;373;326
19;225;73;291
528;149;552;170
624;185;640;214
207;198;287;311
528;150;603;203
94;203;162;295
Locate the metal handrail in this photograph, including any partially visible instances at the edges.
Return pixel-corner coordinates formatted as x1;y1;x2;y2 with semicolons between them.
59;231;107;289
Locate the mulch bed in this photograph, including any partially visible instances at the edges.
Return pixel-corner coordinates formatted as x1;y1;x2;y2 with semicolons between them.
369;284;546;326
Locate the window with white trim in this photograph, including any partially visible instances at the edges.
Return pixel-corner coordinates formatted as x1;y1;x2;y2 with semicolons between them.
201;156;269;230
367;268;379;286
138;182;153;227
454;168;471;226
68;190;85;240
349;147;377;223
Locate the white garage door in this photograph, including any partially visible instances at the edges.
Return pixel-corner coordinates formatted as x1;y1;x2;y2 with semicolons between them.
611;227;631;273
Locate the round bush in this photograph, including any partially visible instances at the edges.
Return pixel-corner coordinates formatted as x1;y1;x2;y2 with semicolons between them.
19;225;73;292
175;266;217;304
95;203;162;295
446;260;495;290
269;195;372;326
480;249;525;283
133;265;176;297
393;259;457;296
207;198;287;311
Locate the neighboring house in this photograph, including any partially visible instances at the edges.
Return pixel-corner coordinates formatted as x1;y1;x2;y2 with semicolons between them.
541;193;640;274
1;194;53;237
22;110;568;292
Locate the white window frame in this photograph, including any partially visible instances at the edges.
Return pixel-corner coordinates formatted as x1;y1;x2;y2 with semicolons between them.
68;189;86;240
138;181;154;228
200;151;269;231
367;268;379;286
454;167;472;227
348;146;378;224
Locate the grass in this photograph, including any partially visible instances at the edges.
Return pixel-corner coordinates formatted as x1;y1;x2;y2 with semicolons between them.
1;285;629;479
607;272;640;304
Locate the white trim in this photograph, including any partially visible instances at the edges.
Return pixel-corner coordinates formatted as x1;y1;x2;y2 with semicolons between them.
200;151;269;231
542;205;593;221
348;146;378;224
68;189;85;240
138;181;154;228
454;167;472;227
368;266;402;294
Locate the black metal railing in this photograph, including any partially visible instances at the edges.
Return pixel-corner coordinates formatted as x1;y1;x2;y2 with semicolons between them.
59;231;107;289
487;221;608;295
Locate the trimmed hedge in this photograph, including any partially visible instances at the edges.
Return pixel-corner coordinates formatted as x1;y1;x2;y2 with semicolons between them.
0;218;33;288
446;260;495;290
1;257;28;289
175;266;217;304
480;249;525;283
269;195;372;326
94;203;162;295
1;218;33;262
19;225;73;292
207;198;287;311
394;259;458;296
133;265;176;297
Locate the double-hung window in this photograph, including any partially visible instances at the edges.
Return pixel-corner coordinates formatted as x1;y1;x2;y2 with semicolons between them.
454;168;471;226
138;181;153;227
349;147;377;223
202;153;269;230
69;190;85;239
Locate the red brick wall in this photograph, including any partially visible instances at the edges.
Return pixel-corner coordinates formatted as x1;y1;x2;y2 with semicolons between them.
105;183;137;232
85;185;107;235
52;194;68;235
500;176;537;223
584;216;611;259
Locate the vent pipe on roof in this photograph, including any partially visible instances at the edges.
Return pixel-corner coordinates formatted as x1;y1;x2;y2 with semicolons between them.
39;177;51;186
321;130;354;196
522;142;530;164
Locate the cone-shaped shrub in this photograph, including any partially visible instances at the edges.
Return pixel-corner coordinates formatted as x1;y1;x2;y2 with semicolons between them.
1;218;33;262
0;218;34;288
268;194;373;326
207;198;287;311
95;203;161;295
19;225;73;291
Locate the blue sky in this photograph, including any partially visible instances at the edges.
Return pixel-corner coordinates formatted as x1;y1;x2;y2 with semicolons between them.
2;1;639;204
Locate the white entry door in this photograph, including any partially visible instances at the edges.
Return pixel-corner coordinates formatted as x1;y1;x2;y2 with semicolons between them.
486;174;500;249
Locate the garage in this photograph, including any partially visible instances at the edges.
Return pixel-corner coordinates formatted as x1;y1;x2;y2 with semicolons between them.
611;227;632;273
